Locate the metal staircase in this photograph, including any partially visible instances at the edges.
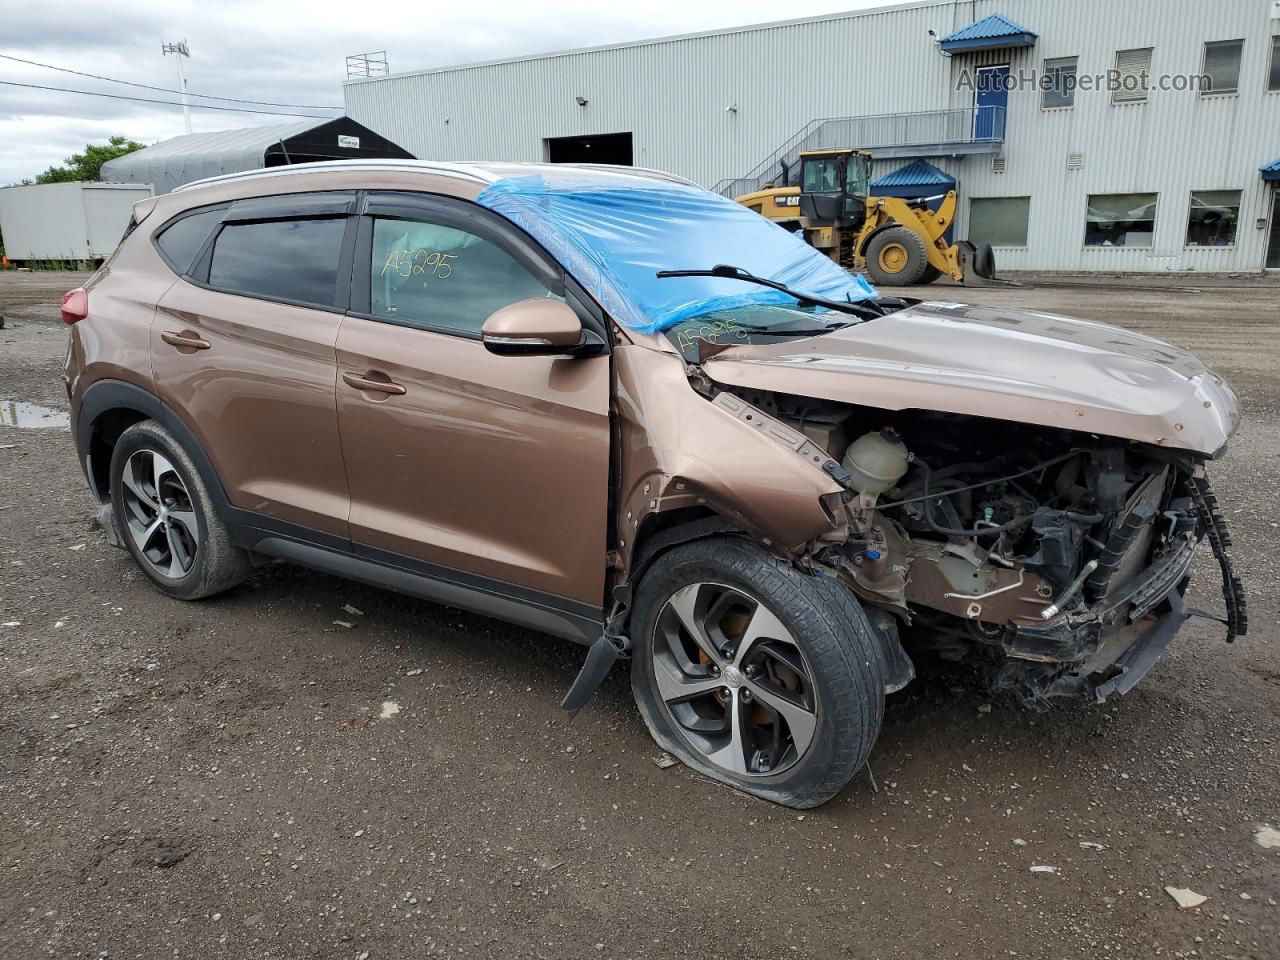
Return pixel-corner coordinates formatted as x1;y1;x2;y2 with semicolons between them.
710;105;1005;197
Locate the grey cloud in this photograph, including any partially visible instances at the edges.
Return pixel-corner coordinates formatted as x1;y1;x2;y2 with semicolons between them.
1;0;878;184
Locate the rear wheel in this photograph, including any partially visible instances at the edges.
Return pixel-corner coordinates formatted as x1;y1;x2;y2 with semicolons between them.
865;226;929;286
631;537;885;808
110;420;250;600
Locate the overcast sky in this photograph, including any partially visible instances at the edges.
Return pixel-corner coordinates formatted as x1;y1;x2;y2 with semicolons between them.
0;0;912;185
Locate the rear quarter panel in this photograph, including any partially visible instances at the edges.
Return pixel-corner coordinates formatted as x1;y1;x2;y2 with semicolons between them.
66;222;178;430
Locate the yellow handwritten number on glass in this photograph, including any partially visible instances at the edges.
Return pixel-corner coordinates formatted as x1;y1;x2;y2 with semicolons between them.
380;248;459;280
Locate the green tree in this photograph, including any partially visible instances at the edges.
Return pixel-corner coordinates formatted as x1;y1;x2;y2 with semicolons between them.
34;136;145;184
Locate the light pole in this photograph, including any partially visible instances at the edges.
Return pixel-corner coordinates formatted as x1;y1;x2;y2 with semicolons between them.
161;39;191;135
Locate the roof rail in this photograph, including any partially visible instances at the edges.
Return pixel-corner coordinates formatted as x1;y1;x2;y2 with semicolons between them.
174;159;496;193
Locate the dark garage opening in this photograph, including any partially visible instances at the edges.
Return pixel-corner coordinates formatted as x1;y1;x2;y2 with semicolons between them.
544;132;633;166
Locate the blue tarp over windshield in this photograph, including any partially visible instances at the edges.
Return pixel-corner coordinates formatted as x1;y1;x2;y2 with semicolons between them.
475;173;877;334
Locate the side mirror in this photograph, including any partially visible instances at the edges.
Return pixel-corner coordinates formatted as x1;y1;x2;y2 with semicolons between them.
481;298;586;356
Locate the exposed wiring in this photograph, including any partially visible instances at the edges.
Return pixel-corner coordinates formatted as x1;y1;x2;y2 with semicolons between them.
0;80;333;118
910;455;1102;539
875;450;1086;512
0;52;342;110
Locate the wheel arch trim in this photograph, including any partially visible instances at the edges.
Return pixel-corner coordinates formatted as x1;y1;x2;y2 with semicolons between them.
77;379;232;514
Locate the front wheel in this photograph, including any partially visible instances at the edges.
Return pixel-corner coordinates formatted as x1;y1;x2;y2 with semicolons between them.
630;537;886;808
864;226;929;286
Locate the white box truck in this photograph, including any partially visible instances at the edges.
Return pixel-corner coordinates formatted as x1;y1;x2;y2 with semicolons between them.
0;181;154;263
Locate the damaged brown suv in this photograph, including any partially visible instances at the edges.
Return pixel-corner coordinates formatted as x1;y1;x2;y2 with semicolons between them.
64;161;1246;808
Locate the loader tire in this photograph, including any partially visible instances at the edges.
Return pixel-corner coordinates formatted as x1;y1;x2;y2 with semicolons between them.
974;243;996;280
865;227;929;286
918;265;943;284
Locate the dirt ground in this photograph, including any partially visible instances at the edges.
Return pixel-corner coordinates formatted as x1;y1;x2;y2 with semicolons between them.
1;269;1277;960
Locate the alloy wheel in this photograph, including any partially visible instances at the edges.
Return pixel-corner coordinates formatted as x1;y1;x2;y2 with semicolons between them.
120;449;200;579
651;581;818;777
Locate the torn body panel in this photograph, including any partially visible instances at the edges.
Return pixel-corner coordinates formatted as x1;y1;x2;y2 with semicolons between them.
607;345;919;695
611;344;847;577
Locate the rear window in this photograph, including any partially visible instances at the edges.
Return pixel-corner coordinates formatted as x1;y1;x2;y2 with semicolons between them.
208;218;347;308
154;208;223;275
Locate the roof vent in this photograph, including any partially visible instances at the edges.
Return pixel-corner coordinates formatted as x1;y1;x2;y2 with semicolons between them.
1066;152;1085;171
991;156;1007;174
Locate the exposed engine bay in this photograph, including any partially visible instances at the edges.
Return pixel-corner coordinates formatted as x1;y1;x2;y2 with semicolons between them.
713;387;1248;707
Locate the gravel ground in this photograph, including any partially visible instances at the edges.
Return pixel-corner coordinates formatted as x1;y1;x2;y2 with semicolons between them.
1;270;1277;960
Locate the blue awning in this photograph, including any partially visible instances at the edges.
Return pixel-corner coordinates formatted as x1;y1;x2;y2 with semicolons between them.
871;160;956;190
938;14;1037;53
1262;157;1280;182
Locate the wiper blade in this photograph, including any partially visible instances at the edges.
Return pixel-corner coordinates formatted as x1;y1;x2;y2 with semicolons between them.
655;264;885;320
727;323;850;336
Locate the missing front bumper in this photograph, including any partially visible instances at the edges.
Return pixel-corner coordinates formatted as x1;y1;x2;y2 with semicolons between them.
1090;591;1187;702
992;538;1199;708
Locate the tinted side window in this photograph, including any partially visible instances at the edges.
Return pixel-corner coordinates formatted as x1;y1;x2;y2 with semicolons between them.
209;218;347;308
370;217;558;336
155;208;223;275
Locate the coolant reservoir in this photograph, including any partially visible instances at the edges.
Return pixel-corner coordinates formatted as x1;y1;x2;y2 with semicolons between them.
842;429;909;500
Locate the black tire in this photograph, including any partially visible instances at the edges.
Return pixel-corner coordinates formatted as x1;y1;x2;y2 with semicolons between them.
973;243;996;280
630;537;886;808
864;226;929;286
918;264;943;284
109;420;250;600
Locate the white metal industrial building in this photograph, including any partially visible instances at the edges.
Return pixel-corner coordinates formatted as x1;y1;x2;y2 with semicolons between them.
345;0;1280;272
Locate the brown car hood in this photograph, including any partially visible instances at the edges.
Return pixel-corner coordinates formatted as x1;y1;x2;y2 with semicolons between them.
702;300;1238;456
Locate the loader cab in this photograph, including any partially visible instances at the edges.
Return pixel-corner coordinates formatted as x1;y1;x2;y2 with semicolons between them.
798;149;871;228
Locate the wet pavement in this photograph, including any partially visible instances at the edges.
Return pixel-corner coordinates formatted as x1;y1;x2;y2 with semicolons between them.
0;399;69;430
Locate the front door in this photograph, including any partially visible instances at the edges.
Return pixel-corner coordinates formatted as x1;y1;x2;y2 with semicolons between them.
152;197;356;540
335;194;611;608
975;65;1009;140
1267;188;1280;269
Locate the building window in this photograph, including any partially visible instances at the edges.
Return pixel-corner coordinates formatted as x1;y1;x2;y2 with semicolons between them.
969;197;1031;247
1085;193;1157;247
1202;39;1244;95
1042;57;1078;108
1185;190;1242;247
1268;35;1280;92
1112;48;1153;104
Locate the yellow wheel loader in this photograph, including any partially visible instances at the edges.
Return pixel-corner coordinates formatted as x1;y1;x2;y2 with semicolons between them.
735;148;1002;286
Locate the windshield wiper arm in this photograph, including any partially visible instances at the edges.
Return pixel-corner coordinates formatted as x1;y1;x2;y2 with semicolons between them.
725;323;849;336
655;263;884;319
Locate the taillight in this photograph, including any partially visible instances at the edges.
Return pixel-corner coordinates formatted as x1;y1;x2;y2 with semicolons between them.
61;287;88;325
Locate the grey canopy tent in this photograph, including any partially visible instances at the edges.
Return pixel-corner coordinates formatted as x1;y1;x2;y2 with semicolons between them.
100;117;413;194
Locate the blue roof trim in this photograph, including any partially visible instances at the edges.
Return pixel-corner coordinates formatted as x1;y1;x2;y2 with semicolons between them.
938;13;1037;53
871;160;956;189
1261;157;1280;181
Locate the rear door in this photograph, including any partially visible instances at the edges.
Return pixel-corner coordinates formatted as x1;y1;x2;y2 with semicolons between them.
334;192;611;608
151;192;357;541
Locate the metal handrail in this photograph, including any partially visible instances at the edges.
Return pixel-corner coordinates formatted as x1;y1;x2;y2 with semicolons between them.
711;105;1006;196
